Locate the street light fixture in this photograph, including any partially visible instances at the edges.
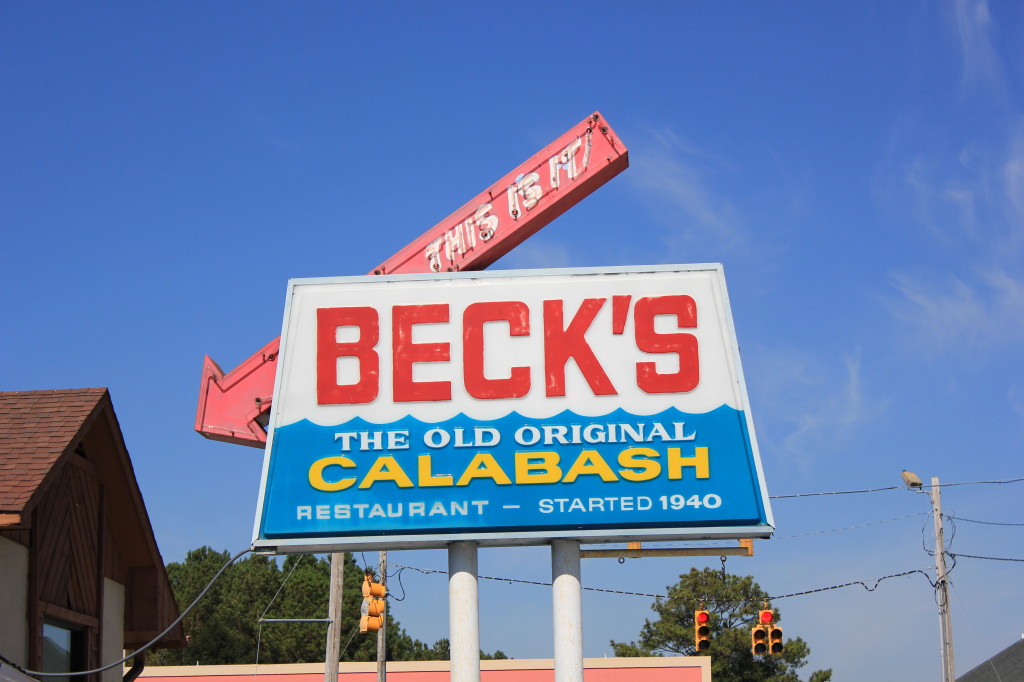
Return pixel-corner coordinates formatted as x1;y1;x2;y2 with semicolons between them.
900;469;923;488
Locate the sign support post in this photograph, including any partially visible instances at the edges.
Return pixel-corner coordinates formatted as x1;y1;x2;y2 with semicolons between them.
448;542;481;682
551;540;583;682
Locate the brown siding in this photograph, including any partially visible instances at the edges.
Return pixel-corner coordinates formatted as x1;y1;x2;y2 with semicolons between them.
36;460;102;617
29;458;105;680
1;528;31;545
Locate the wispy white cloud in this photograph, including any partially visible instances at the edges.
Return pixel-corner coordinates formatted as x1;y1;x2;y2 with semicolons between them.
1002;120;1024;232
951;0;1004;96
888;117;1024;359
1008;384;1024;421
754;348;886;468
901;133;1024;253
887;267;1024;355
497;240;574;270
784;351;883;465
626;127;746;255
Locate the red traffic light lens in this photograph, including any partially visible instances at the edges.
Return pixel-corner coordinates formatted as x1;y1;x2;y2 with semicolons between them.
696;611;710;624
759;610;774;624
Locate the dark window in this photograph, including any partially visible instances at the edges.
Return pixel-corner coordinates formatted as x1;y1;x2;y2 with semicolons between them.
42;621;86;682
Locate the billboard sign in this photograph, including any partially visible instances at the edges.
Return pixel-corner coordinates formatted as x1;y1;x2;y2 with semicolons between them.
253;265;774;551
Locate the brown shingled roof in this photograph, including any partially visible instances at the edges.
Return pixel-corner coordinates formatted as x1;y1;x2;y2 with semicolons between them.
0;387;107;513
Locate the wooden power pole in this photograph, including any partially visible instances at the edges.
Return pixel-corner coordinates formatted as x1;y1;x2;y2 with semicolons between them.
324;552;345;682
929;477;955;682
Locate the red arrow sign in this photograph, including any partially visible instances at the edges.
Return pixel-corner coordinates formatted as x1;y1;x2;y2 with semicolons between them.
196;112;629;447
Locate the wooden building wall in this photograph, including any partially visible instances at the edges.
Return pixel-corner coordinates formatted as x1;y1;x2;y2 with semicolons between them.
29;454;106;679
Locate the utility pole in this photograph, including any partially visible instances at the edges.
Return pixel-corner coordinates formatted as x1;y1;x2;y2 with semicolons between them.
324;552;345;682
902;471;955;682
929;477;955;682
377;551;387;682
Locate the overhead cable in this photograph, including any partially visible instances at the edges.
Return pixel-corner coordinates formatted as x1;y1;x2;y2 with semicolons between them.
772;512;929;539
771;476;1024;499
770;485;901;499
947;552;1024;562
946;514;1024;527
388;563;933;602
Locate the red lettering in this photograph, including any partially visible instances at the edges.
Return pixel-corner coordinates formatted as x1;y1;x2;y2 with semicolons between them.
317;307;380;404
634;295;699;393
392;304;452;402
543;299;616;397
463;301;531;399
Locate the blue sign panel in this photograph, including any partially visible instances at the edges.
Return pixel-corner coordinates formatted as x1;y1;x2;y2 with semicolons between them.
253;265;773;551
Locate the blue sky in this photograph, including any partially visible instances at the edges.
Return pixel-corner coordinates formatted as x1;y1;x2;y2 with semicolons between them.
3;1;1023;680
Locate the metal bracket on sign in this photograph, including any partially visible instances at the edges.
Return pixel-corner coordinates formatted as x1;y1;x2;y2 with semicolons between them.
580;538;754;560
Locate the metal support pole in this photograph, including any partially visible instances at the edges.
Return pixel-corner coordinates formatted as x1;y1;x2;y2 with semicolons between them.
448;542;480;682
930;478;955;682
324;552;345;682
551;540;583;682
377;551;388;682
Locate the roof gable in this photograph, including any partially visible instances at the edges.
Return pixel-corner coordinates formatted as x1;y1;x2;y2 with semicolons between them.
0;388;107;515
0;387;184;647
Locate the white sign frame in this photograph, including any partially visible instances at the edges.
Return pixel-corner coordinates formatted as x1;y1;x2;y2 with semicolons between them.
253;264;774;552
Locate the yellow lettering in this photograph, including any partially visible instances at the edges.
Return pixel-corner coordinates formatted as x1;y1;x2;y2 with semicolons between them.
563;449;618;483
456;452;512;486
617;447;662;481
358;456;414;489
514;451;563;484
308;456;356;491
667;446;710;480
417;455;454;487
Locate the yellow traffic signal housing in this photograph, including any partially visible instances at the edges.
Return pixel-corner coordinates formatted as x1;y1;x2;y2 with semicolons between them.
359;575;386;634
756;609;784;655
768;624;784;655
751;625;768;655
694;610;711;652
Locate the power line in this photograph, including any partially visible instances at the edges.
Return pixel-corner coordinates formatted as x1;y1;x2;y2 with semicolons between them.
772;512;929;539
770;476;1024;499
770;485;901;499
936;477;1024;488
768;570;934;599
391;563;665;598
948;552;1024;562
389;562;933;602
946;514;1024;527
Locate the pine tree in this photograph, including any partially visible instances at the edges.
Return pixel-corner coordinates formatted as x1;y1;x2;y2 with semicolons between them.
149;547;489;665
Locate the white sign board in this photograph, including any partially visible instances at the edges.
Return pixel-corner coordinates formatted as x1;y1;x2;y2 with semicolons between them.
253;265;773;551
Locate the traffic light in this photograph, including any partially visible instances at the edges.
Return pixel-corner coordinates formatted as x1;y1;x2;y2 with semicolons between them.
694;610;711;651
753;610;784;655
768;622;784;655
359;574;386;633
751;625;768;655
